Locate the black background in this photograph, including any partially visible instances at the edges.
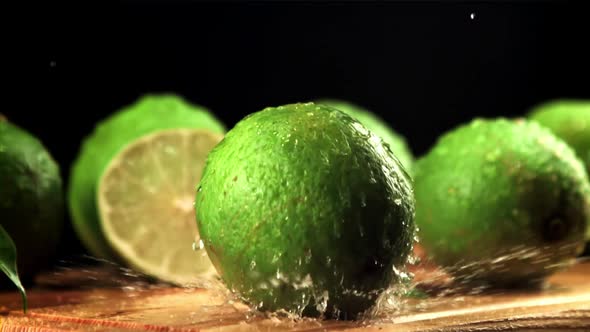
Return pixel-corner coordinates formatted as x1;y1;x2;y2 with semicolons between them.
9;1;590;257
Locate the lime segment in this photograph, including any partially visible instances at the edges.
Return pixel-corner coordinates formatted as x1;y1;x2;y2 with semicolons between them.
98;129;223;285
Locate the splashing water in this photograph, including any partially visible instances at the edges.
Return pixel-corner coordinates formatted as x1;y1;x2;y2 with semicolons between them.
31;240;587;328
365;241;586;326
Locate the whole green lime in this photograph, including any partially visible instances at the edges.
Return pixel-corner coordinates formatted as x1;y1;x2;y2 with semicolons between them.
529;100;590;240
196;103;415;319
530;100;590;172
414;118;590;286
316;99;413;172
0;119;63;280
68;94;225;259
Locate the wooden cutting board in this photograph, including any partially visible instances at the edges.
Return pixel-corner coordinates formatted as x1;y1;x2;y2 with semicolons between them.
1;261;590;331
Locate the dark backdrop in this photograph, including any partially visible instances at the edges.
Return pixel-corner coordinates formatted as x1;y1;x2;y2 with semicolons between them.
10;1;590;257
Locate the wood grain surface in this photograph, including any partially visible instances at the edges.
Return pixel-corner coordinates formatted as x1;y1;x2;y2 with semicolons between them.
1;261;589;331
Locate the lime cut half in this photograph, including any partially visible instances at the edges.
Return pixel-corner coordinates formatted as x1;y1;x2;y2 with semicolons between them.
97;129;223;285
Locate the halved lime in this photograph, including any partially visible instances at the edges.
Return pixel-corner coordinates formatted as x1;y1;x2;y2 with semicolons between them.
97;129;223;285
69;94;225;260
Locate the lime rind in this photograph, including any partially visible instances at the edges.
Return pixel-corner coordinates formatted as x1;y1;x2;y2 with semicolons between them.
315;99;414;172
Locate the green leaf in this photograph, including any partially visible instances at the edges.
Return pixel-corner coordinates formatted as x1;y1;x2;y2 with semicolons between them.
0;224;27;312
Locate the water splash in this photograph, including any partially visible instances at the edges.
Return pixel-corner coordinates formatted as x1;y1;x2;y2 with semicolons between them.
32;241;587;327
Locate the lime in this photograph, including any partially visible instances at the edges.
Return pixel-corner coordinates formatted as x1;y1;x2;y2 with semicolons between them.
196;103;415;319
530;100;590;172
68;94;225;259
0;120;63;280
529;100;590;240
315;99;413;172
97;129;222;284
414;118;590;286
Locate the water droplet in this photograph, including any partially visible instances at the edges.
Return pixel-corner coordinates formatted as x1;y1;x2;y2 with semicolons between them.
304;249;312;264
315;290;329;313
470;12;475;20
199;239;205;250
271;253;282;263
394;198;402;206
250;260;256;270
360;192;367;207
